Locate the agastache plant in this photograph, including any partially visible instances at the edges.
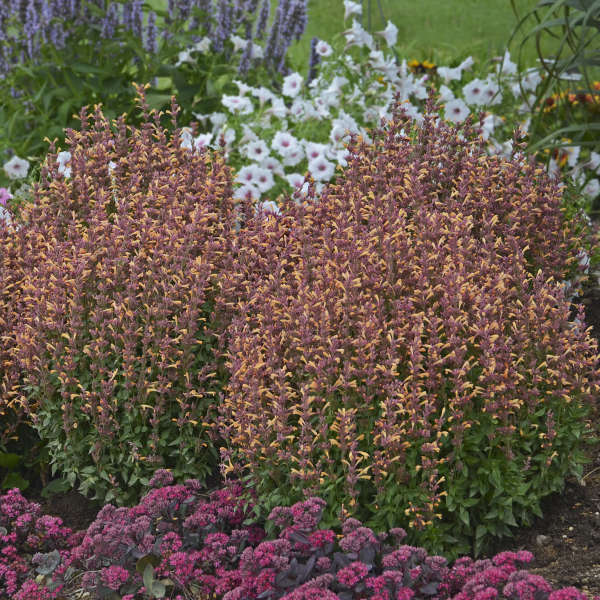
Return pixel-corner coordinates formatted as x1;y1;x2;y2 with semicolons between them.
1;86;240;505
215;97;600;559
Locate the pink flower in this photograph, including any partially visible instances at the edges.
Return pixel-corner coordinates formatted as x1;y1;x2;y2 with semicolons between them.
336;561;369;587
0;188;12;206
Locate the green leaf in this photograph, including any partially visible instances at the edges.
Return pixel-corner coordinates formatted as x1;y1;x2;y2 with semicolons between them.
143;564;155;593
504;508;518;528
71;62;107;75
41;478;71;499
136;555;160;575
0;453;21;470
475;524;487;539
1;472;29;491
146;93;173;110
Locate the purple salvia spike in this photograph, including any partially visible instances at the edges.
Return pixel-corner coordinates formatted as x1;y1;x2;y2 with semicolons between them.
254;0;269;39
144;10;158;54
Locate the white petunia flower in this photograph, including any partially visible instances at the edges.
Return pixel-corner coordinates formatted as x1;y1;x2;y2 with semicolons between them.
286;173;306;190
547;157;561;177
479;113;503;141
251;87;277;105
233;80;252;96
193;113;211;127
240;124;259;144
301;101;320;119
233;183;259;202
260;156;284;177
216;127;236;149
499;50;517;76
363;105;381;122
290;99;306;119
57;151;72;177
308;156;336;181
175;49;193;66
209;112;227;130
222;95;254;115
589;151;600;172
369;50;397;78
57;151;71;166
194;37;212;53
266;98;288;119
520;68;543;92
242;140;270;161
336;148;350;167
377;21;398;47
229;35;247;52
329;75;349;93
482;78;502;105
235;165;260;186
583;178;600;198
334;111;359;133
564;145;581;168
312;96;331;118
438;84;455;102
3;156;29;180
344;19;374;50
444;98;470;123
272;131;301;157
437;56;474;82
459;56;475;71
194;133;213;151
255;200;280;216
462;78;487;106
0;204;11;225
343;0;362;20
517;117;531;135
402;102;424;124
330;124;351;146
315;40;333;57
282;72;304;98
250;167;275;193
179;127;194;150
412;77;428;100
282;146;304;167
304;141;329;162
252;44;264;59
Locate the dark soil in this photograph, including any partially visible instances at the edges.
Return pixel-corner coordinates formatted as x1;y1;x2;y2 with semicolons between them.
20;284;600;598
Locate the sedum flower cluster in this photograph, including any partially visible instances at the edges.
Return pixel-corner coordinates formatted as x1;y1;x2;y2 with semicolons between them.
0;481;596;600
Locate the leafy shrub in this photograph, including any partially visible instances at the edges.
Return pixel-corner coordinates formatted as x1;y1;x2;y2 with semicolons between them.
3;87;239;505
13;482;594;600
215;101;600;558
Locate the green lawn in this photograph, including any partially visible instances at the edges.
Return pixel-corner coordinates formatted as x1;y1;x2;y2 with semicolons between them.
286;0;556;74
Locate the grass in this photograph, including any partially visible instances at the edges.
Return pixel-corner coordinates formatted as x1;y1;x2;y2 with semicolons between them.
286;0;557;73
